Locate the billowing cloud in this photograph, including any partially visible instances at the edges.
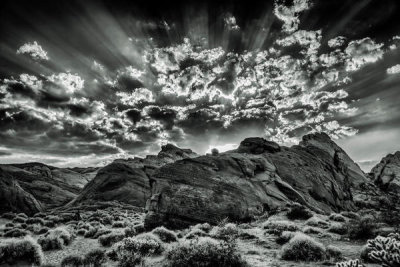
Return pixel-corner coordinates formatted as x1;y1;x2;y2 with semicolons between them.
387;64;400;75
16;41;49;61
274;0;312;33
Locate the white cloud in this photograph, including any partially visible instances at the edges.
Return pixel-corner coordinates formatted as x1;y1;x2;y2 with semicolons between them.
47;72;84;94
344;38;384;72
328;36;346;48
387;64;400;75
16;41;49;61
116;88;154;106
273;0;312;33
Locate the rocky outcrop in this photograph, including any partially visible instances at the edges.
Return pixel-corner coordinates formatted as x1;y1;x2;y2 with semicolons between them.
71;144;197;207
0;163;98;211
145;133;369;229
370;151;400;189
0;169;43;215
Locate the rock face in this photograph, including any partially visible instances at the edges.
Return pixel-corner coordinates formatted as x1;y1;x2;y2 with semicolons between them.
370;151;400;189
0;169;43;215
71;144;197;207
145;133;369;229
0;163;98;212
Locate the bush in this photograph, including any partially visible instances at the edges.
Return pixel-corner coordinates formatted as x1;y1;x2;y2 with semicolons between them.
133;223;145;234
84;227;99;238
0;236;44;266
93;228;112;239
328;223;348;235
185;229;208;239
165;237;246;267
115;233;164;255
306;216;329;228
210;223;240;240
4;228;29;238
38;227;73;251
124;226;136;237
13;216;26;223
26;217;45;225
44;220;56;228
34;226;49;235
112;221;126;228
60;255;84;267
152;226;178;243
325;245;342;261
347;216;377;240
263;220;299;235
191;223;212;233
287;205;313;220
76;229;87;236
280;233;326;261
19;223;28;229
84;249;107;266
302;226;322;234
98;232;125;247
2;212;16;220
329;213;346;222
5;223;15;227
276;231;296;245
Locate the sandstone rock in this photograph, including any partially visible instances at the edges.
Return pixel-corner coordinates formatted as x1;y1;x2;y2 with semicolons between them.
144;133;369;229
0;169;43;215
0;163;98;211
370;151;400;189
71;144;197;207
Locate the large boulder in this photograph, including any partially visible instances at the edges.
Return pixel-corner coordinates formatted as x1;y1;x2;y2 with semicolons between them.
71;144;197;207
0;169;43;215
144;132;369;229
370;151;400;189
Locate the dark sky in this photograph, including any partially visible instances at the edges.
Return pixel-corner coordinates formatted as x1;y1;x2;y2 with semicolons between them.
0;0;399;170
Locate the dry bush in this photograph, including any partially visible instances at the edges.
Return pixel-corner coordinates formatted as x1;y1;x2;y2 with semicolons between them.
263;220;300;235
329;213;346;222
152;226;178;243
0;236;44;266
328;223;348;235
3;228;29;238
165;237;246;267
280;233;326;261
98;232;125;247
286;204;313;220
38;227;73;251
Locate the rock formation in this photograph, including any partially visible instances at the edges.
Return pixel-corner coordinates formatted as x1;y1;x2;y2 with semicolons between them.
0;163;98;211
71;144;197;207
370;151;400;189
144;133;369;229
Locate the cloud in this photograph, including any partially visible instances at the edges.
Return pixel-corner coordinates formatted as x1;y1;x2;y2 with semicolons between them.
47;73;84;95
274;0;312;33
387;64;400;75
344;38;384;71
16;41;49;61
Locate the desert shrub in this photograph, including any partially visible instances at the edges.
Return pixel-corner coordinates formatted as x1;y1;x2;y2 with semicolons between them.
263;220;299;235
287;204;313;220
44;220;56;228
5;223;15;227
26;217;45;225
340;211;361;220
84;227;99;238
60;255;84;267
133;223;145;234
4;228;29;237
124;226;136;237
2;212;16;220
302;226;322;234
280;233;326;261
210;223;240;240
152;226;178;243
325;245;342;261
116;233;164;255
367;234;400;266
112;221;126;228
45;215;61;223
192;223;212;233
76;229;87;236
347;216;377;240
33;212;46;218
336;259;364;267
98;232;125;247
0;236;44;266
101;215;113;225
165;237;246;267
185;229;208;239
83;249;107;266
19;223;28;229
93;228;112;239
17;213;28;218
38;227;73;251
34;226;50;235
306;216;329;228
13;216;26;223
276;231;296;245
328;223;348;235
329;213;346;222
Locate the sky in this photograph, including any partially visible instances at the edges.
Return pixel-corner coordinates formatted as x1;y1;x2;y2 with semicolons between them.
0;0;399;171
